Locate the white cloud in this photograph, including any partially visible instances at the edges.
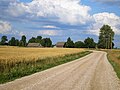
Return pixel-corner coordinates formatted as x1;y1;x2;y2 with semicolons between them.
0;21;12;34
7;2;30;17
1;0;120;37
7;0;91;25
42;25;58;29
38;30;62;36
88;12;120;35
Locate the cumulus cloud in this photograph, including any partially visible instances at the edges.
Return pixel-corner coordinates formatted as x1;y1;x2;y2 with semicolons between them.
88;12;120;35
7;0;91;25
0;21;12;34
1;0;120;37
6;2;29;17
38;30;62;36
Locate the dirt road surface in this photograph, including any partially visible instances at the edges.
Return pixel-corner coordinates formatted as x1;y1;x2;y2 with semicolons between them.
0;51;120;90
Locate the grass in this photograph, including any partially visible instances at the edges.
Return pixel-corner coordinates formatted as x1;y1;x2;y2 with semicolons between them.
0;46;91;84
106;49;120;79
117;56;120;60
108;60;120;79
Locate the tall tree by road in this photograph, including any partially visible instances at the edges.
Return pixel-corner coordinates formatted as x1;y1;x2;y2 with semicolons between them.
98;25;114;49
0;36;8;45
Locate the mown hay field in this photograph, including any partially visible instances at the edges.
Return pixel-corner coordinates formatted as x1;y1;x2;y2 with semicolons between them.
0;46;85;64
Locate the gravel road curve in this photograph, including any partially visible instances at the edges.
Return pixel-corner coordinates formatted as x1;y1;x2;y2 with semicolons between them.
0;51;120;90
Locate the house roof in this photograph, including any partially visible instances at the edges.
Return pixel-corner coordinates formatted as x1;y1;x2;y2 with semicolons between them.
56;42;65;46
27;43;41;47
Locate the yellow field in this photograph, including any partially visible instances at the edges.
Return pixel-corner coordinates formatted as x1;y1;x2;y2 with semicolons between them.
0;46;84;63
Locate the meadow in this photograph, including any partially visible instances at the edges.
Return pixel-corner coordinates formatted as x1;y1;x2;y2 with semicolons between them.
0;46;90;83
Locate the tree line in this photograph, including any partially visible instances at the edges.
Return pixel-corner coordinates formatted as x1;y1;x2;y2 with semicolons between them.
0;35;96;48
0;25;115;49
65;37;96;48
0;35;52;47
65;25;115;49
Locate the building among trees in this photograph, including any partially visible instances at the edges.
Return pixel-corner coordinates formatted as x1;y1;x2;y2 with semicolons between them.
56;42;66;48
27;43;42;47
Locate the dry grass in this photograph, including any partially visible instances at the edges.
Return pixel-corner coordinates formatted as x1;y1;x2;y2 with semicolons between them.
106;49;120;65
106;49;120;79
0;46;84;64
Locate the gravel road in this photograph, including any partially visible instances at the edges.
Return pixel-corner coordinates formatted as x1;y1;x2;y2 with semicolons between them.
0;51;120;90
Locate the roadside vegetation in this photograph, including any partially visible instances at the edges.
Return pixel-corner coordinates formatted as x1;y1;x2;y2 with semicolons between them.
106;50;120;79
0;47;91;84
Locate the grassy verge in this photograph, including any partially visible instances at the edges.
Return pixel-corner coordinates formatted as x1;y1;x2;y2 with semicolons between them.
0;51;91;84
106;50;120;79
108;60;120;79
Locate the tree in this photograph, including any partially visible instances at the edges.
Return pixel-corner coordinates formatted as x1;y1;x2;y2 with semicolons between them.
41;38;52;47
41;38;46;47
20;35;26;47
28;37;36;43
46;38;52;47
98;25;114;49
0;36;8;45
9;37;16;46
19;41;24;47
28;36;42;43
15;39;19;46
74;41;85;48
65;37;74;48
84;37;96;48
36;36;42;43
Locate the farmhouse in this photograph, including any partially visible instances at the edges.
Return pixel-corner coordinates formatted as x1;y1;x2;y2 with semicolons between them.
56;42;65;48
27;43;42;47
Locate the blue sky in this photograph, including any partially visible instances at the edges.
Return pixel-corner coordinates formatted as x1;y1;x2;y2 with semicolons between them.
0;0;120;47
